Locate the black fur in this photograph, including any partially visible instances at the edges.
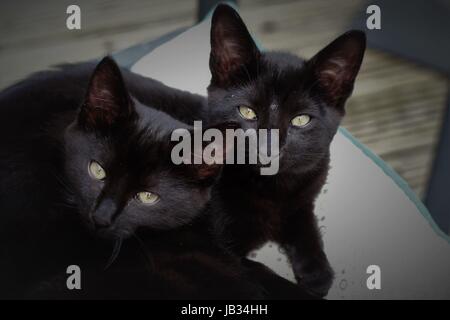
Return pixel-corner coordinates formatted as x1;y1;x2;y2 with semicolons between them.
0;57;314;299
207;4;366;297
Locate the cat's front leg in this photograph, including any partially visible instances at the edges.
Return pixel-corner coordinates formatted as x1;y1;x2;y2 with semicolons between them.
281;206;334;298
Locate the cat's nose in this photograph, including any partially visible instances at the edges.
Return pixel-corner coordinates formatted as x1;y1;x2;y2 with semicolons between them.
92;198;116;228
92;213;111;228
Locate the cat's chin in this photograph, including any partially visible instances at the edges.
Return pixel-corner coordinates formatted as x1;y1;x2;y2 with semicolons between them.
101;228;132;240
78;214;129;240
88;224;133;241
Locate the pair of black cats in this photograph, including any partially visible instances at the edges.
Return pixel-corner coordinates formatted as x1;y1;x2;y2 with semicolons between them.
0;5;365;299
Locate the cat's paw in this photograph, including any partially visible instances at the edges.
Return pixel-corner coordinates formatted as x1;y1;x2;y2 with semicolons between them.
292;257;334;298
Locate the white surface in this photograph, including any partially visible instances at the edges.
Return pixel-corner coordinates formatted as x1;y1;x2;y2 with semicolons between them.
132;17;450;299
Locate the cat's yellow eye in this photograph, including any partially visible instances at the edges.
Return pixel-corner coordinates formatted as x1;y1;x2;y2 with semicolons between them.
238;105;257;120
136;191;159;205
89;161;106;180
291;114;311;127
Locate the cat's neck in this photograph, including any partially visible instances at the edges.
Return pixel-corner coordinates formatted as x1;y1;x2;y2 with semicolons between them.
220;155;329;197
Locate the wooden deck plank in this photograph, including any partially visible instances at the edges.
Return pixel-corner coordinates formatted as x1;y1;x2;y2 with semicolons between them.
0;0;196;89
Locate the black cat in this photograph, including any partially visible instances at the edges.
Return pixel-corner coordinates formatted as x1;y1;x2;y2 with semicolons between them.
0;57;314;299
27;225;317;300
206;4;366;297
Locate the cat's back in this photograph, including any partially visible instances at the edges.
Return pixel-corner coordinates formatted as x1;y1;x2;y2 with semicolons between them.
0;63;97;140
0;64;95;188
121;68;207;124
0;61;205;134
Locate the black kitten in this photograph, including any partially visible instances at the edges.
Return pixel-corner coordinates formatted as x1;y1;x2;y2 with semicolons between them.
27;224;317;300
0;57;313;299
0;56;218;297
207;4;366;297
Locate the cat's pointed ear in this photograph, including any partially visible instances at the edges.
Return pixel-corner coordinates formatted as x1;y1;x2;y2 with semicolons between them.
306;30;366;110
210;4;260;87
79;56;135;131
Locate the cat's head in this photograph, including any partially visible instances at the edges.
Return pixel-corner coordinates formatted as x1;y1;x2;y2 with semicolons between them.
64;57;224;240
208;4;365;175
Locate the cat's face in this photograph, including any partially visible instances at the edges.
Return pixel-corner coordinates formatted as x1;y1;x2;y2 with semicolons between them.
208;5;365;175
64;57;221;240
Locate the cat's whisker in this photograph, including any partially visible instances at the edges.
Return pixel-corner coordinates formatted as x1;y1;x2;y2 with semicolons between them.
54;201;77;209
133;233;155;272
104;237;123;270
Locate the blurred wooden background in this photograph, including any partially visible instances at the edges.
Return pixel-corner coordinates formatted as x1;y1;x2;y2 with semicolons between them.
0;0;448;198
